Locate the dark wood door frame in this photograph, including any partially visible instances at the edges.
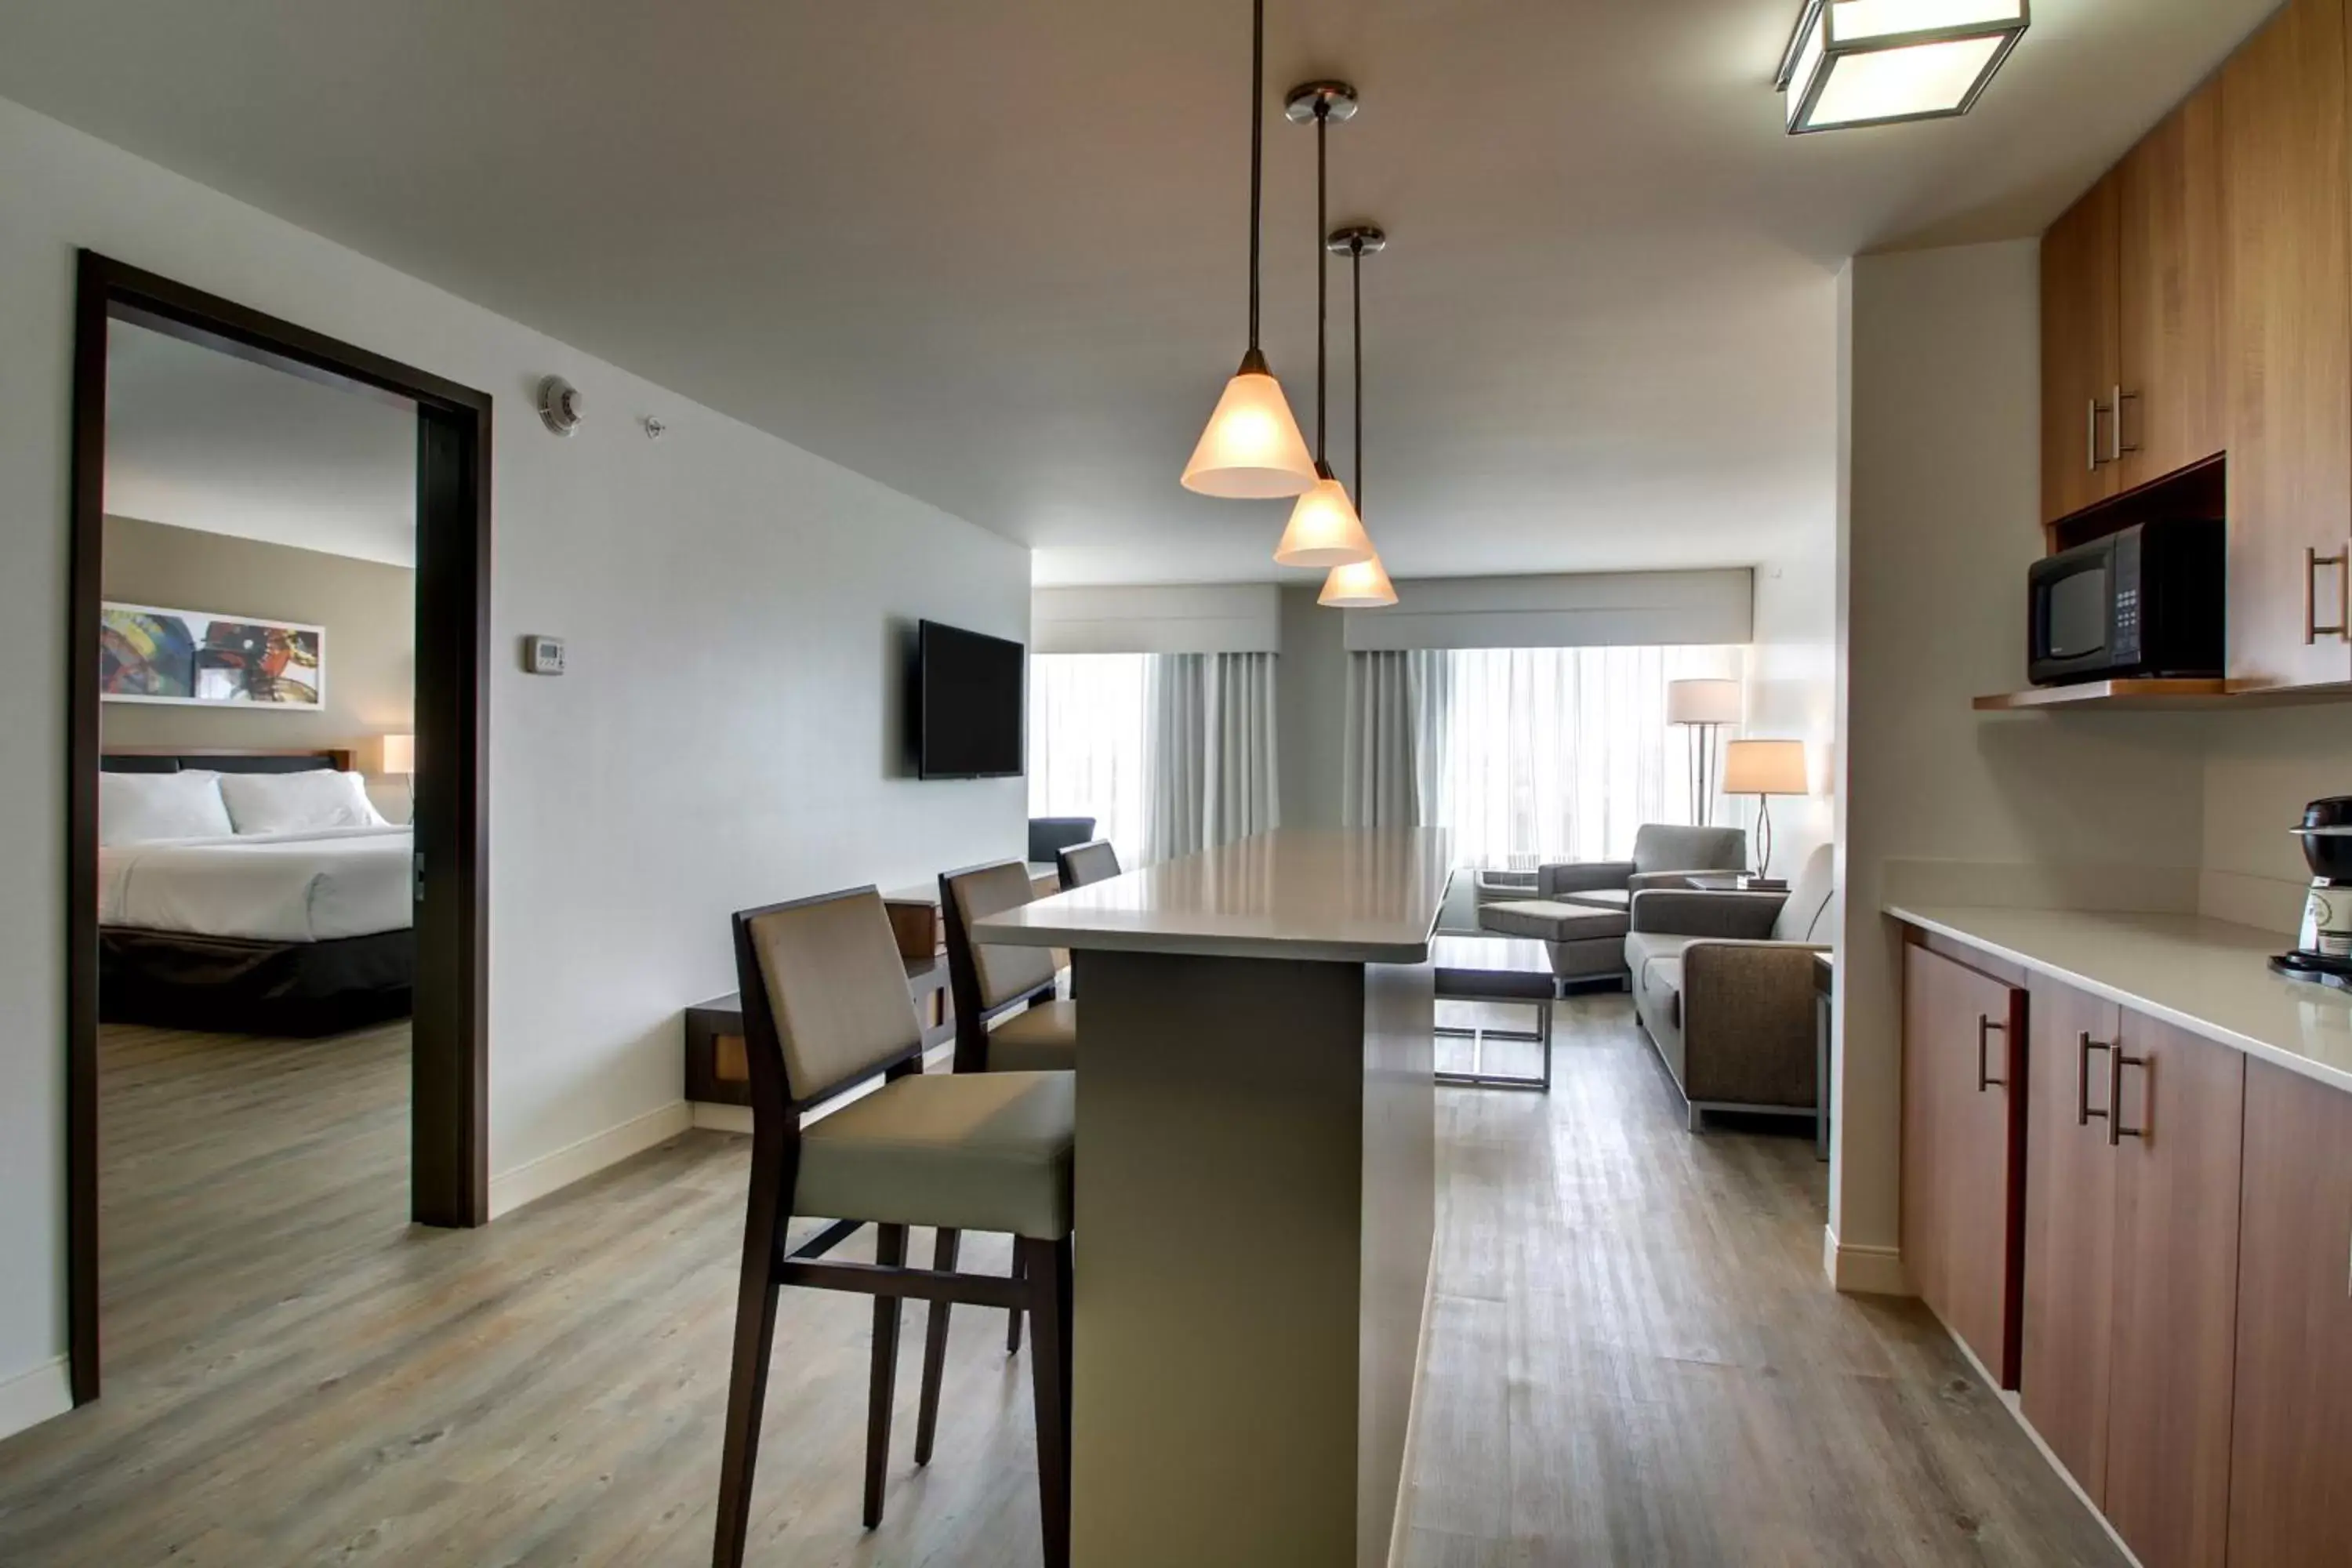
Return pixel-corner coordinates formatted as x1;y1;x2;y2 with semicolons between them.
67;251;493;1403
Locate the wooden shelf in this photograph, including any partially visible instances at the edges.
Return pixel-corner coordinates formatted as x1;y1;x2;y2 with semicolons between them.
1974;680;2230;710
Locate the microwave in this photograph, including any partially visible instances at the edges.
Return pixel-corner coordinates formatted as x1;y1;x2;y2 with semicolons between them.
2027;518;2226;686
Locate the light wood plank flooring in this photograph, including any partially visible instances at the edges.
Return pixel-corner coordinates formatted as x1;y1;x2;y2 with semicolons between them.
0;1002;2120;1566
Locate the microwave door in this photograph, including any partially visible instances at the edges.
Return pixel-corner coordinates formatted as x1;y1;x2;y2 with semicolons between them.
2045;567;2108;661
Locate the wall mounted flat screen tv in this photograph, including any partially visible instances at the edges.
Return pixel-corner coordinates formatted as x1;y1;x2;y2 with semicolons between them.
917;620;1025;779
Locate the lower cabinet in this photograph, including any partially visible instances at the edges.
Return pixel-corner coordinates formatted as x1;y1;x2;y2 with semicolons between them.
1901;942;2026;1385
2227;1058;2352;1564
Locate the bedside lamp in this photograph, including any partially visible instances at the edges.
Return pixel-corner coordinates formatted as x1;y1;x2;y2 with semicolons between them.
1723;739;1808;884
380;733;415;804
1667;678;1742;826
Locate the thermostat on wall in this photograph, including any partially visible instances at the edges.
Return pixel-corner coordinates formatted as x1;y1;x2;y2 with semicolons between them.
524;635;566;675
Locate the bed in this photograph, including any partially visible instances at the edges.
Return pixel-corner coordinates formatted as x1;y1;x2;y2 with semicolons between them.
99;749;415;1036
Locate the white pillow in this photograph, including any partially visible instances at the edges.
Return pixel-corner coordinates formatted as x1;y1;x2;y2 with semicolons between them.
218;770;389;835
100;770;234;846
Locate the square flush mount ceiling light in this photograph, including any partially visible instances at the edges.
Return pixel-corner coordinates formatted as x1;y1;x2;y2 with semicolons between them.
1778;0;2028;133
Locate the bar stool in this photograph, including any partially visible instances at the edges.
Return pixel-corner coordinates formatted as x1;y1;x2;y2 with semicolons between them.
1054;838;1122;889
940;859;1076;1075
712;886;1074;1568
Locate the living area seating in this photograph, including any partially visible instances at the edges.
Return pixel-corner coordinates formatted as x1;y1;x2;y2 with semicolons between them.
940;860;1076;1075
1623;844;1837;1132
1477;824;1750;987
1025;815;1098;868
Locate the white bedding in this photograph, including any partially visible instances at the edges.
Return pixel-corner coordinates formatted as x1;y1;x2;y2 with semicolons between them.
99;825;414;943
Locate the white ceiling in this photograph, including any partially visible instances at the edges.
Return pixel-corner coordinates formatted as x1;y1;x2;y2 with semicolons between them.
5;0;2277;585
105;321;418;567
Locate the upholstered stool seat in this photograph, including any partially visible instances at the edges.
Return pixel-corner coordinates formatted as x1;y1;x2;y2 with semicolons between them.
1477;898;1632;985
797;1069;1075;1241
985;1000;1079;1073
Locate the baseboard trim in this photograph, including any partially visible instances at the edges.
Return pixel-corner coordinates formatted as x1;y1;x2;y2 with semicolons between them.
1820;1225;1910;1296
0;1354;74;1442
691;1102;753;1134
488;1100;695;1218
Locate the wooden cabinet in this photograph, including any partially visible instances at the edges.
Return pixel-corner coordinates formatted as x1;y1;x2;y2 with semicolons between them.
1900;942;2026;1385
2221;0;2352;690
2116;85;2227;493
2041;172;2122;526
2019;977;2119;1504
2227;1058;2352;1565
2102;1012;2245;1568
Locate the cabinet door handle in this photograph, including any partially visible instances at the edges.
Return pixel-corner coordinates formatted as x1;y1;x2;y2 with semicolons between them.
1976;1014;2008;1092
2307;546;2350;644
2076;1031;2111;1127
2112;386;2140;462
2107;1046;2147;1146
2087;398;2103;472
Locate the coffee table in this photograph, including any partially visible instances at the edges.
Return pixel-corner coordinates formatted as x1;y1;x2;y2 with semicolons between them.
1430;935;1556;1092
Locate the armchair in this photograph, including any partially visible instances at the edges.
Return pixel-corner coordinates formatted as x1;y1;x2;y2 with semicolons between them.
1538;823;1750;911
1623;844;1836;1132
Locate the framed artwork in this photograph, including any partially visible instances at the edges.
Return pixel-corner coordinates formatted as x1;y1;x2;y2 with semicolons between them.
100;601;325;710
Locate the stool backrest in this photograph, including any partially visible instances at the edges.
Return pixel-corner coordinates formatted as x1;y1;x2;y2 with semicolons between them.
1056;838;1121;889
734;887;924;1110
942;859;1058;1010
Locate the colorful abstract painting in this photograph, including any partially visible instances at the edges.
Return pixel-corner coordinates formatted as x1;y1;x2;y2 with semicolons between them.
101;602;325;709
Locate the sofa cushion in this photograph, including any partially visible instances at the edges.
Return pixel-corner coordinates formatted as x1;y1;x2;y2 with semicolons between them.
1639;953;1683;1029
1769;845;1838;944
1480;898;1630;942
1624;929;1700;981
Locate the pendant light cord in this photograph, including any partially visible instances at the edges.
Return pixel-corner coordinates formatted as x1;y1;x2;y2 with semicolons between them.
1314;101;1330;463
1247;0;1265;351
1352;238;1365;516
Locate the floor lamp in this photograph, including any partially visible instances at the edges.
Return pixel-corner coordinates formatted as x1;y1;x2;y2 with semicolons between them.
1667;679;1741;826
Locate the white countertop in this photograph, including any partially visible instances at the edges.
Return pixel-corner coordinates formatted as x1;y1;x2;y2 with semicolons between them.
974;828;1455;964
1888;904;2352;1096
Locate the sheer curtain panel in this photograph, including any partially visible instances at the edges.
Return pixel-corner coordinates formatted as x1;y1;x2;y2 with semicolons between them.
1143;652;1279;862
1028;652;1149;867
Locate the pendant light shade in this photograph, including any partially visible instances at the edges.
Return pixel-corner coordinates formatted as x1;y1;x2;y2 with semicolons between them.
1183;352;1319;498
1319;552;1397;608
1275;469;1374;565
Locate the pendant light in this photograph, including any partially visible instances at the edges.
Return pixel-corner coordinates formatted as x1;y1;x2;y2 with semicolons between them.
1320;224;1398;608
1181;0;1319;499
1273;82;1374;568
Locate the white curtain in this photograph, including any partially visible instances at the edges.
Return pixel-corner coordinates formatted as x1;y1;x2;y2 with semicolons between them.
1342;649;1452;828
1028;653;1149;867
1436;644;1740;866
1143;652;1279;861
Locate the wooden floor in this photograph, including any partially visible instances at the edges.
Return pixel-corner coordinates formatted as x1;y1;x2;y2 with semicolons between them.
0;1002;2122;1566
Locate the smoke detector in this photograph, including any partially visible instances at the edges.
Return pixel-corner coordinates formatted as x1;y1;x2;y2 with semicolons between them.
537;375;584;437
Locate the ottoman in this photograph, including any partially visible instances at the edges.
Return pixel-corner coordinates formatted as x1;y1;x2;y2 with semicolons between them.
1476;898;1632;989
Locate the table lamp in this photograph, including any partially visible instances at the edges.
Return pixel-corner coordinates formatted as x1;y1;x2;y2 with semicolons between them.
1667;678;1741;826
381;733;415;804
1722;739;1808;885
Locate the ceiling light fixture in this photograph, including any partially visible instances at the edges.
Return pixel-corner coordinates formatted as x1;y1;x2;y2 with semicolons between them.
1182;0;1319;499
1319;224;1398;609
1777;0;2027;134
1274;81;1374;569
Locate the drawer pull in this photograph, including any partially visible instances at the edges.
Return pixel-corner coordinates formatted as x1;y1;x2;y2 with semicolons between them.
2076;1031;2111;1127
1976;1014;2007;1092
2306;545;2349;644
2107;1046;2148;1146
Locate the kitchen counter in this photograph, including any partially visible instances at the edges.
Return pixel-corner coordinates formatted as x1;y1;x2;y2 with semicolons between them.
1888;903;2352;1096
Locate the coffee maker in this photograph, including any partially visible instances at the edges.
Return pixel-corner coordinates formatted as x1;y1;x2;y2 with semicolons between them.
2271;797;2352;987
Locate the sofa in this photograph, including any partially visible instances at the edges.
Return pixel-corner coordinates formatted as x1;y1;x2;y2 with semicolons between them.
1624;844;1836;1131
1477;824;1751;986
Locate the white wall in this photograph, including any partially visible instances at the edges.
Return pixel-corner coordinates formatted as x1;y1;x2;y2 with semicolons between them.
0;93;1028;1428
1832;241;2208;1289
2197;706;2352;933
1748;537;1836;877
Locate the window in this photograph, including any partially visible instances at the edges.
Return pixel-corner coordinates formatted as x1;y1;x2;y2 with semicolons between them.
1027;652;1149;868
1437;645;1742;867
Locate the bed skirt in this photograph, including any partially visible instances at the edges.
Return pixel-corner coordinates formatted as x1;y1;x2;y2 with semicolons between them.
100;926;415;1037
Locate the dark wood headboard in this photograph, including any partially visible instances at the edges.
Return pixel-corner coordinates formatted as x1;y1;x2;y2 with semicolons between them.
100;746;354;775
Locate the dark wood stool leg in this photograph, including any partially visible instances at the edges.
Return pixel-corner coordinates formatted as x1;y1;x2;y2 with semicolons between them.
713;1158;789;1568
1019;1235;1075;1568
863;1223;909;1529
1006;1247;1026;1355
913;1227;960;1466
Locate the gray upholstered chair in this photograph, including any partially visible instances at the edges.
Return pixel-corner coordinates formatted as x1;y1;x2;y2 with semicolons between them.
1026;816;1097;866
941;860;1076;1075
1054;838;1121;889
716;886;1074;1568
1622;844;1837;1132
1476;825;1750;986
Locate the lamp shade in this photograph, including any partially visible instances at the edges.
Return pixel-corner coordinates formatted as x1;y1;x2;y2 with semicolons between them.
1780;0;2027;133
380;733;416;775
1319;550;1397;608
1667;678;1742;728
1722;739;1808;797
1181;358;1319;499
1274;474;1374;567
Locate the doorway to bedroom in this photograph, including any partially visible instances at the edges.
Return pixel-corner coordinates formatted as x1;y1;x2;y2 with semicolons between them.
67;256;492;1407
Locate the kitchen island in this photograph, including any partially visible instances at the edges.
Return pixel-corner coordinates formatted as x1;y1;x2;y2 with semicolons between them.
975;827;1451;1568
